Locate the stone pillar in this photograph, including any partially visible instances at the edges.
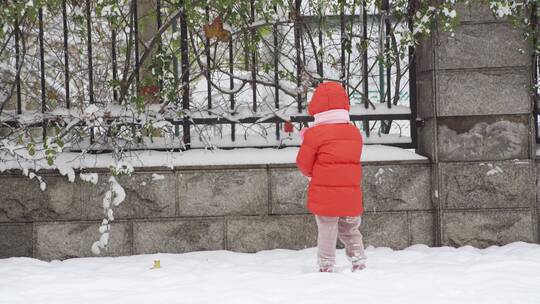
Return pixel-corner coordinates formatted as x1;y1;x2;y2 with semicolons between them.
416;2;538;247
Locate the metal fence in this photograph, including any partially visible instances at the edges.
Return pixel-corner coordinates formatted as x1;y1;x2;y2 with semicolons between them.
1;0;417;151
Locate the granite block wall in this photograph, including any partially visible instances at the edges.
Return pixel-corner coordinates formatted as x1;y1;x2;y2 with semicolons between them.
0;161;433;260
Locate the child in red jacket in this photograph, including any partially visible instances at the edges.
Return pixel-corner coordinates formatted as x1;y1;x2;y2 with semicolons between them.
296;81;366;272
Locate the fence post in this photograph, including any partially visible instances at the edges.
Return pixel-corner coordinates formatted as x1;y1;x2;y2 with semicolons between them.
229;35;236;143
172;14;180;138
339;0;346;90
62;0;71;109
14;18;21;115
157;0;163;102
273;5;280;141
111;28;118;103
132;0;140;95
85;0;95;144
317;7;323;78
180;2;190;148
408;0;417;149
381;0;392;134
250;0;257;113
294;0;303;113
205;6;212;113
38;8;47;141
383;0;391;110
361;0;370;137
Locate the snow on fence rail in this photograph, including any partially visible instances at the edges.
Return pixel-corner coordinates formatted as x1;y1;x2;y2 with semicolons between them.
1;0;418;152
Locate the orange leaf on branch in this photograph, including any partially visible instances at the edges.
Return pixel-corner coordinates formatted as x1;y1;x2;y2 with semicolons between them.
203;16;231;42
139;85;159;97
47;90;58;101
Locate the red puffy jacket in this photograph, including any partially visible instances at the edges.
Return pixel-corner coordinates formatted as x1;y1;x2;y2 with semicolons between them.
295;82;363;216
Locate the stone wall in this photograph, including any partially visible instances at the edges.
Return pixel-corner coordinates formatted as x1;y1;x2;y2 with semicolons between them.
2;153;535;261
0;160;432;260
416;2;538;247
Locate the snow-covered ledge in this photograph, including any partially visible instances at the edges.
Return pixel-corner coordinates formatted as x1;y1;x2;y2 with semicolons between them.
0;145;428;173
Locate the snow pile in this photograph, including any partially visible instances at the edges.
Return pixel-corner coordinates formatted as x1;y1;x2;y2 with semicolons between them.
1;242;539;304
79;173;99;185
27;171;47;191
151;173;165;181
92;176;127;255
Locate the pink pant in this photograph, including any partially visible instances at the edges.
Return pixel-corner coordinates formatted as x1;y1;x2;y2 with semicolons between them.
315;215;366;269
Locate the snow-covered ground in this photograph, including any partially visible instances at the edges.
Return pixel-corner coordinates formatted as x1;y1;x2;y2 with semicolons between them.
1;242;539;304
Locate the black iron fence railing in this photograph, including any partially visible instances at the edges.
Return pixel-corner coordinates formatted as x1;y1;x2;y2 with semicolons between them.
0;0;417;151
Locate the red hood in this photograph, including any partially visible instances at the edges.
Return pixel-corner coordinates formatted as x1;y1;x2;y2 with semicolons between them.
307;82;350;115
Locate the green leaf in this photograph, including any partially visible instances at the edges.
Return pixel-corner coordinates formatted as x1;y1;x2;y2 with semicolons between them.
257;25;272;37
27;144;35;156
